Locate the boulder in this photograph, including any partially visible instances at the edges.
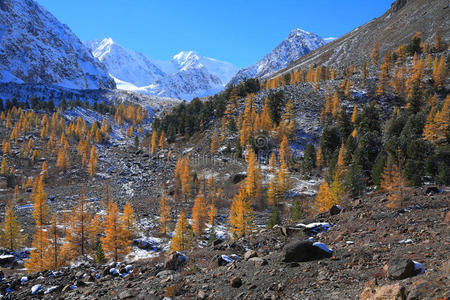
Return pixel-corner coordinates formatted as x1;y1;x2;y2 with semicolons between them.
164;252;188;270
232;173;247;184
388;258;424;280
248;257;268;266
244;250;258;260
230;276;242;288
329;204;342;216
360;282;405;300
0;254;15;266
282;240;332;262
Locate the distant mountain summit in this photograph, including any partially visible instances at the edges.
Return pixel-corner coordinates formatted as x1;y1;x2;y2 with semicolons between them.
229;28;326;85
86;39;238;100
0;0;115;90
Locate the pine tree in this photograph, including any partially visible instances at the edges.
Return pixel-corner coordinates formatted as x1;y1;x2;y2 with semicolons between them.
88;145;98;176
25;227;49;273
290;200;303;222
32;177;50;226
158;189;171;235
121;202;136;240
1;205;25;250
101;201;130;261
95;240;106;264
314;181;332;213
210;131;219;154
170;210;194;252
267;207;281;229
191;192;208;237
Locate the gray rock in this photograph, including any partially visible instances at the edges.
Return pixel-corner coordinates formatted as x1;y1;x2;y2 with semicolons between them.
283;240;332;262
388;258;421;280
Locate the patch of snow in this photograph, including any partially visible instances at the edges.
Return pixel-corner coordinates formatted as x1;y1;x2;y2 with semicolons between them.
312;242;332;254
413;261;425;275
31;284;42;295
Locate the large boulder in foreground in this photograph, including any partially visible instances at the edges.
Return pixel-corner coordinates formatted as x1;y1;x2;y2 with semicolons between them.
283;240;332;262
164;252;189;270
388;258;425;280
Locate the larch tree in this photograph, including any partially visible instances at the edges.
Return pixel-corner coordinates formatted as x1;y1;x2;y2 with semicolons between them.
32;177;50;226
88;145;98;176
208;198;217;226
150;132;158;155
267;176;280;206
228;185;254;238
432;56;446;90
371;43;379;65
44;214;62;270
158;189;171;235
121;202;137;240
170;210;194;252
279;135;291;166
381;156;408;208
316;146;324;168
210;131;219;154
56;147;69;170
0;157;8;175
1;205;25;250
313;181;332;213
88;214;103;251
25;227;49;273
101;201;130;261
191;192;208;237
158;131;167;149
245;149;262;205
269;152;277;174
61;197;92;261
278;160;292;196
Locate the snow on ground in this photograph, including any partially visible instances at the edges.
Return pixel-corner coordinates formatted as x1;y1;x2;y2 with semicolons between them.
290;177;320;196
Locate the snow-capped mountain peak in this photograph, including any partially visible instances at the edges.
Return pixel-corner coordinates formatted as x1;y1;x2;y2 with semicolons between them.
229;28;326;85
87;40;238;100
0;0;115;90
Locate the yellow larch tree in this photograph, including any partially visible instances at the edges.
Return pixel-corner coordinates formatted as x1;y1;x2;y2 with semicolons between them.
245;148;262;203
121;202;137;240
432;56;446;90
158;189;171;235
101;201;130;261
150;132;158;154
1;205;25;250
267;176;280;206
228;185;254;238
170;210;194;252
44;214;62;270
210;130;219;154
88;145;98;176
208;198;217;225
61;198;92;260
424;95;449;143
316;145;324;168
278;160;292;197
314;181;332;213
158;130;167;149
0;157;8;175
279;135;291;166
381;157;408;208
56;147;69;170
32;177;50;226
25;227;49;273
89;213;103;251
191;191;208;237
371;43;379;65
2;139;11;154
269;152;277;174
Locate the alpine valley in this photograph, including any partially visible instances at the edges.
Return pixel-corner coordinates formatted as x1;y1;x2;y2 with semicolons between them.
0;0;448;299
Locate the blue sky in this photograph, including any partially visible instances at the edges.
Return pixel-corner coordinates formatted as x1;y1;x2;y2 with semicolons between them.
37;0;394;68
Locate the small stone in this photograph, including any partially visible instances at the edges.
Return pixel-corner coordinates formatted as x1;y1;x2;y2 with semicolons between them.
360;282;405;300
248;257;268;266
244;250;258;260
197;290;207;299
119;289;136;299
230;276;242;288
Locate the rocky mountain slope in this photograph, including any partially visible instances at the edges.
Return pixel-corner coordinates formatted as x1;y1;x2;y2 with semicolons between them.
86;39;238;100
229;28;326;85
274;0;450;77
0;0;115;90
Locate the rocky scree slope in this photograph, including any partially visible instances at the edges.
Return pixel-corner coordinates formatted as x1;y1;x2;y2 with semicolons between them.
1;187;448;299
0;0;115;90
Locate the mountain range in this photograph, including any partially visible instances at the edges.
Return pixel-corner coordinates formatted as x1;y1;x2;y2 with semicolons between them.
0;0;115;90
85;38;238;100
